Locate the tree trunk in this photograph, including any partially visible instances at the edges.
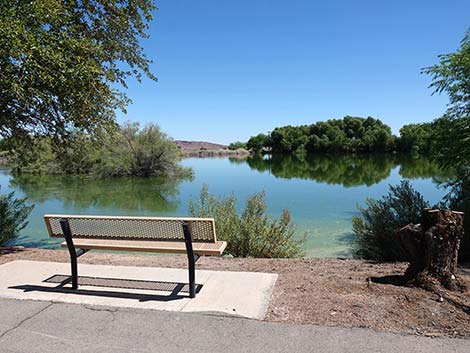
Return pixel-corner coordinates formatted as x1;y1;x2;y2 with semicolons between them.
396;209;465;290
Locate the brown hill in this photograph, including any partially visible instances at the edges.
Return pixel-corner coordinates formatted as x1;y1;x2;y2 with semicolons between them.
175;140;228;151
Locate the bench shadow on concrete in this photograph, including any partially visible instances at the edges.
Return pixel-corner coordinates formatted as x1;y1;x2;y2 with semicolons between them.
9;274;202;302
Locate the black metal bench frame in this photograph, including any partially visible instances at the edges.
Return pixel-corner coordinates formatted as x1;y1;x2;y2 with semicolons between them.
59;219;201;298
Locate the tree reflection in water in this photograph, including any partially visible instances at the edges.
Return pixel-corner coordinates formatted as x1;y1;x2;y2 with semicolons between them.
236;153;450;187
10;174;190;213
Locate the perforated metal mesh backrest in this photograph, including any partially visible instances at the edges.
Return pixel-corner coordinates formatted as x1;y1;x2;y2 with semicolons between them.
44;215;217;243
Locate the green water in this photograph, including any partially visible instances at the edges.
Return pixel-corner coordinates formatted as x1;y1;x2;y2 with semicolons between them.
0;154;449;258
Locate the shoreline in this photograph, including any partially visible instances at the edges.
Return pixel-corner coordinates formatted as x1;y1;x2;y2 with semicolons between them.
181;148;250;158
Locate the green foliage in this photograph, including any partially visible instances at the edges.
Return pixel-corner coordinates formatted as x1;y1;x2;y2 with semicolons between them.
0;139;7;151
228;141;247;150
422;31;470;262
397;123;433;154
430;115;470;171
189;185;305;258
0;0;156;140
246;133;269;152
422;29;470;119
94;122;191;178
246;116;395;154
0;187;33;245
9;122;192;179
439;167;470;262
352;181;429;261
423;30;470;170
9;137;59;174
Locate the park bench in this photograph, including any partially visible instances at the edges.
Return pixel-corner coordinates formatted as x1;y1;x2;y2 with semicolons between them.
43;214;227;298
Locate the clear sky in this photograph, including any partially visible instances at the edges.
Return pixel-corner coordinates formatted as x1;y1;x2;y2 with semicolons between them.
116;0;470;145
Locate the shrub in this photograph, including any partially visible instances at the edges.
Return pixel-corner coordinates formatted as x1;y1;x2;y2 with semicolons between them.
352;180;429;261
8;122;192;179
228;141;247;150
188;185;305;258
93;122;192;179
0;187;34;245
441;167;470;262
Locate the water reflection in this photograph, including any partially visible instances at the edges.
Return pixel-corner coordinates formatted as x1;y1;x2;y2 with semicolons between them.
237;153;449;187
10;174;187;213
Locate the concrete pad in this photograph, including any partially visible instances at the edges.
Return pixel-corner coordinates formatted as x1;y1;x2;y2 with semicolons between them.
0;260;277;319
184;270;277;319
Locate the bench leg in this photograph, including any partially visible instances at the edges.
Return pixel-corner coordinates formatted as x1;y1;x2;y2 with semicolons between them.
182;222;199;298
60;219;78;290
188;254;196;298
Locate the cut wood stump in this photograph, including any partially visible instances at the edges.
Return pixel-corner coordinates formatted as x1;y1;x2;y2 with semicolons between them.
397;209;465;291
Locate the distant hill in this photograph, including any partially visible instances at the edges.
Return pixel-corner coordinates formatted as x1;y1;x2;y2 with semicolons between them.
175;140;228;151
174;140;249;158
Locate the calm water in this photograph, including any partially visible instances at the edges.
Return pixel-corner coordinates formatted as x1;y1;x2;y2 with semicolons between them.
0;154;449;257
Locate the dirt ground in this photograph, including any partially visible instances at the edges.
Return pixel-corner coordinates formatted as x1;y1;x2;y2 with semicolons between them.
1;247;469;338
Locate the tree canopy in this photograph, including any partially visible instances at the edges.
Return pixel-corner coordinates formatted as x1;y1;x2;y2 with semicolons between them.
422;30;470;261
397;123;433;154
0;0;156;140
242;116;395;154
422;29;470;120
421;30;470;171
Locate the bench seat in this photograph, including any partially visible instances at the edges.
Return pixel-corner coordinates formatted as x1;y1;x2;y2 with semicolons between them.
61;239;227;256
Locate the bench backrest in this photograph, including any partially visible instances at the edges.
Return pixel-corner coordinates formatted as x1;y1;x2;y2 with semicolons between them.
44;215;217;243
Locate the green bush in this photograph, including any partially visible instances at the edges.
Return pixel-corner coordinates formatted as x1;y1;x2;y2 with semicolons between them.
0;187;34;245
9;122;192;179
228;141;247;150
352;180;429;261
93;122;192;179
441;167;470;262
189;185;305;258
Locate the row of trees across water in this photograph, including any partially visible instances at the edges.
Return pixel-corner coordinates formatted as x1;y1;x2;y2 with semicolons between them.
230;116;444;155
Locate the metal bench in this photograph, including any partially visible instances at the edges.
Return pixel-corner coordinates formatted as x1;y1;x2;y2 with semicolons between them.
43;214;227;298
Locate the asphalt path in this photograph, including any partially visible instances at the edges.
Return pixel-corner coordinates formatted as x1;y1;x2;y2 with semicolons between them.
0;298;468;353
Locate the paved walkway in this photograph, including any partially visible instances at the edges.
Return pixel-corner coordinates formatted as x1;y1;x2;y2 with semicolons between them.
0;298;468;353
0;260;277;319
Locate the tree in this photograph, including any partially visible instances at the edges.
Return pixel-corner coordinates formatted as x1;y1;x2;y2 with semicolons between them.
96;122;190;178
422;29;470;119
422;29;470;170
228;141;247;150
249;116;395;154
422;30;470;262
0;0;156;141
420;30;470;171
246;133;268;152
397;209;465;290
398;123;433;154
0;186;33;245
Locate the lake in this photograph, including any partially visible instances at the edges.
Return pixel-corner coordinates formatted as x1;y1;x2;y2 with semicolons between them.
0;154;449;258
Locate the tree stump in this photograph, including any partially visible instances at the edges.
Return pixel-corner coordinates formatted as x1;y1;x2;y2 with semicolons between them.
396;209;465;290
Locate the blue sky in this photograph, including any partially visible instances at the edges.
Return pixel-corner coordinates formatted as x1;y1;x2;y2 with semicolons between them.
116;0;470;144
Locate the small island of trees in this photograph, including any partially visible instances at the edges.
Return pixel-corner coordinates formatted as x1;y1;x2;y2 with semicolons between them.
232;116;444;156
